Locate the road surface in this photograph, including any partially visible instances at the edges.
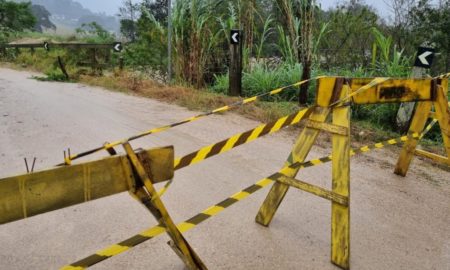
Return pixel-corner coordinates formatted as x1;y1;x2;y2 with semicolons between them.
0;68;449;270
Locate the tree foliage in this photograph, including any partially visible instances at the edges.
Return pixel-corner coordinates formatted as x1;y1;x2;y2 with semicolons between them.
0;0;36;32
115;0;450;87
118;0;139;42
75;21;115;43
409;0;450;71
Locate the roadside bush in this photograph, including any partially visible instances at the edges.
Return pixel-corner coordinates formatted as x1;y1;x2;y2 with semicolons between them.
210;62;303;101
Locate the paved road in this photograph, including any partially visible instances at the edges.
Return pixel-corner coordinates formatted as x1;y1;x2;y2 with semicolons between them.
0;68;449;270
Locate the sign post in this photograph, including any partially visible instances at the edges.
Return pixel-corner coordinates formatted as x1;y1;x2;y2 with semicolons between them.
396;44;435;131
229;29;243;96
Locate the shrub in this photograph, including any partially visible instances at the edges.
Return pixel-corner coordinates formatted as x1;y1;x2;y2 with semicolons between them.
210;62;304;101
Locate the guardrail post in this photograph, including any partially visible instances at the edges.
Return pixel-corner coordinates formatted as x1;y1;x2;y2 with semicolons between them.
57;56;70;80
119;56;124;71
229;29;243;96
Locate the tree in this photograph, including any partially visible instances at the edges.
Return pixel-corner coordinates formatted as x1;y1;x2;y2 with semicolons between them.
76;21;115;42
409;0;450;72
31;5;56;33
317;0;379;69
384;0;416;50
298;0;315;104
118;0;140;42
275;0;317;104
141;0;168;23
0;0;36;32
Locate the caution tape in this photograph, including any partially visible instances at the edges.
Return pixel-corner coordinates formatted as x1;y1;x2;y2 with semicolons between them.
419;118;438;140
158;77;426;196
62;74;446;165
61;176;274;270
61;78;321;165
62;129;432;269
174;78;397;171
61;77;447;268
436;72;450;79
153;108;310;197
174;108;310;170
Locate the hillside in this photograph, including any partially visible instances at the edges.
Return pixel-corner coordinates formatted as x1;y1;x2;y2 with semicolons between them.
12;0;119;33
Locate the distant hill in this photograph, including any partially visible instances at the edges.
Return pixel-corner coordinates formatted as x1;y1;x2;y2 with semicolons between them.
12;0;119;33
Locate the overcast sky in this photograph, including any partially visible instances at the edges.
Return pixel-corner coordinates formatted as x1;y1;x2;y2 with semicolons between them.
76;0;393;17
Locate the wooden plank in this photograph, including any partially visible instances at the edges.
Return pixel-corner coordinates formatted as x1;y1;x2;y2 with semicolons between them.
0;146;174;225
331;85;351;270
316;77;436;106
415;149;449;165
433;80;450;161
274;175;348;206
123;143;206;270
394;102;432;176
306;120;349;135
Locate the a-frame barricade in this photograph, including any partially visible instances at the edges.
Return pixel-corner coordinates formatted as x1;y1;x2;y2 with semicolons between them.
255;76;449;270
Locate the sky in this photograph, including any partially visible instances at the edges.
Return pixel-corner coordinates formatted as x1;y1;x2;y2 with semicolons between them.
76;0;393;17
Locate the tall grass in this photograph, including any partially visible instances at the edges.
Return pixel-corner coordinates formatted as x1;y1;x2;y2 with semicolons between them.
172;0;224;87
210;62;303;101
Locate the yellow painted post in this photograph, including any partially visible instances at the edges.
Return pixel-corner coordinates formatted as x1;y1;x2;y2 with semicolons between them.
331;86;351;270
122;143;206;270
394;102;432;176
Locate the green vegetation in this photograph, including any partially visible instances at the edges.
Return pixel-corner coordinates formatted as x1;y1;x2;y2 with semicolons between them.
0;0;35;42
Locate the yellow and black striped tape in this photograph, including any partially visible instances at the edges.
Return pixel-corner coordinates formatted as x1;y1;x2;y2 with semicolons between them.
436;72;450;79
62;78;320;165
154;108;310;196
59;73;448;165
61;130;431;269
61;177;274;270
174;108;310;170
61;77;447;268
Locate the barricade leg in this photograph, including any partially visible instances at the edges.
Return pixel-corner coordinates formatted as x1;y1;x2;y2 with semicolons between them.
433;84;450;163
255;106;330;226
394;102;432;176
123;143;206;270
331;103;351;269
